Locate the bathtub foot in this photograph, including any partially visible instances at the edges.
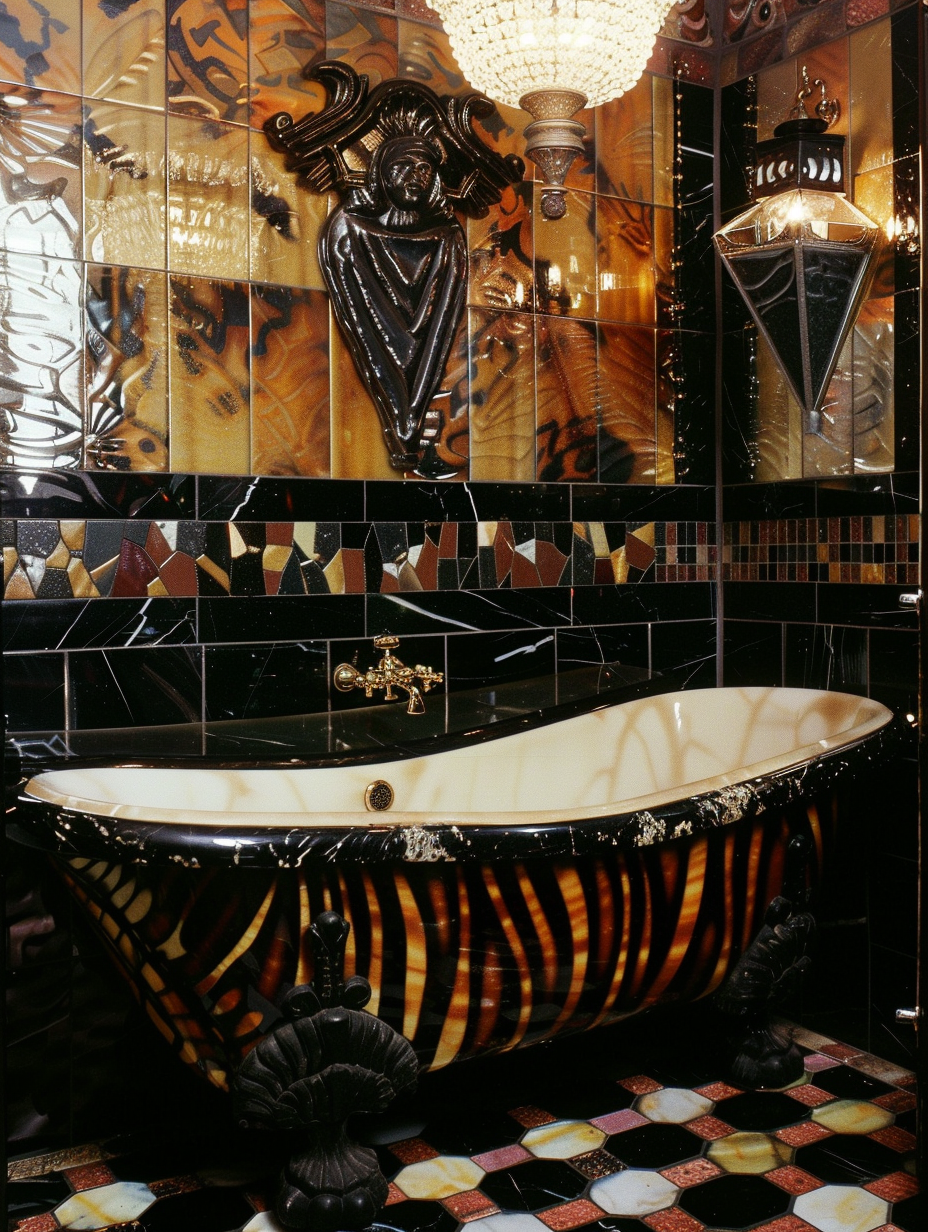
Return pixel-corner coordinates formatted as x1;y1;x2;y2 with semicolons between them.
717;836;816;1090
232;911;418;1232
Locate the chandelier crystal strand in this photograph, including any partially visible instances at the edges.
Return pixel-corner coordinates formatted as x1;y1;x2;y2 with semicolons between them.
433;0;673;218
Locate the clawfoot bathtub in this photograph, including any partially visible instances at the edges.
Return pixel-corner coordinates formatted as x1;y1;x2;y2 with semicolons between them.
11;682;893;1089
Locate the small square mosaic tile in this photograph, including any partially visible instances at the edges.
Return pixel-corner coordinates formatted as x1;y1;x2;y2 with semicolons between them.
6;1024;921;1232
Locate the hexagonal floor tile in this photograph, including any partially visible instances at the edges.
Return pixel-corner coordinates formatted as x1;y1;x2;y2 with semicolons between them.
589;1168;679;1217
707;1132;793;1175
393;1155;486;1200
606;1124;702;1168
720;1092;809;1133
54;1180;156;1230
792;1183;889;1232
810;1101;895;1136
636;1088;715;1125
678;1174;790;1226
522;1121;607;1160
479;1160;587;1212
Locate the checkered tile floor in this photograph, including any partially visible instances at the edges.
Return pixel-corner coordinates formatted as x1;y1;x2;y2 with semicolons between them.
6;1019;922;1232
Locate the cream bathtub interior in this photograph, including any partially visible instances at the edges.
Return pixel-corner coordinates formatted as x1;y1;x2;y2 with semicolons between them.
25;686;892;827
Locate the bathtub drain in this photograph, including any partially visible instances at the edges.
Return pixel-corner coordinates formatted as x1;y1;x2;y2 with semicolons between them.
365;780;394;812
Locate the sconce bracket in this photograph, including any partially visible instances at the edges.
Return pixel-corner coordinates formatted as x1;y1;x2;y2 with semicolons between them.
755;118;846;199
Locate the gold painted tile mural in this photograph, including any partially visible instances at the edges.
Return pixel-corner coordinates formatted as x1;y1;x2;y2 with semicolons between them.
0;0;713;485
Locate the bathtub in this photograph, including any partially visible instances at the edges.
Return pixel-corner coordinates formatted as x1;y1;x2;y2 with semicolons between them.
11;683;893;1090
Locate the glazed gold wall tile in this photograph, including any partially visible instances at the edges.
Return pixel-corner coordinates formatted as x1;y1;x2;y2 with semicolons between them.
1;253;84;469
533;189;596;321
849;19;892;175
330;314;397;480
166;0;250;122
653;207;675;327
397;19;464;95
802;335;854;478
597;323;657;484
796;37;849;138
249;141;329;289
167;115;249;280
467;184;534;315
1;87;83;261
596;197;655;326
82;0;166;110
430;314;470;478
754;335;803;482
168;276;251;474
248;0;327;129
755;59;800;142
595;75;654;203
85;265;169;471
854;163;895;297
851;295;894;474
535;316;599;482
326;5;398;87
251;284;330;476
83;102;167;270
468;308;536;482
0;0;81;95
562;104;595;195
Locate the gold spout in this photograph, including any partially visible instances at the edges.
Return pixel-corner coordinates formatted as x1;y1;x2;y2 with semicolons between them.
333;635;443;714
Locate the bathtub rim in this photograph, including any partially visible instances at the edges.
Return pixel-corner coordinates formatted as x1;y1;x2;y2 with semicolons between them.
10;686;901;869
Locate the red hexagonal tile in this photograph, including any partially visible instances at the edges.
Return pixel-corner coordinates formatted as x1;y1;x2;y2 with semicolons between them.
862;1171;920;1202
538;1198;607;1229
765;1166;824;1196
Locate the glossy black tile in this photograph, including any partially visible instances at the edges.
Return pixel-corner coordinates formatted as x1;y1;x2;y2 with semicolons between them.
783;624;868;693
368;589;572;636
650;618;716;687
0;472;195;520
724;482;818;521
205;642;329;722
143;1187;256;1231
555;625;650;673
722;621;782;687
680;1175;789;1225
4;654;66;732
479;1160;586;1211
68;647;203;729
810;1063;895;1102
868;943;918;1069
723;582;815;623
572;582;715;626
605;1123;698;1168
891;5;920;160
814;471;918;516
196;476;364;521
894;290;920;473
198;595;365;643
571;486;715;522
67;725;205;758
817;584;918;629
794;1134;901;1185
365;481;482;522
718;1092;804;1132
869;852;918;958
719;78;754;221
720;328;758;484
445;629;556;691
2;599;198;652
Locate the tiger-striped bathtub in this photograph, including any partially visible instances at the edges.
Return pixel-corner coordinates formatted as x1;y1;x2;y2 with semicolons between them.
14;685;893;1091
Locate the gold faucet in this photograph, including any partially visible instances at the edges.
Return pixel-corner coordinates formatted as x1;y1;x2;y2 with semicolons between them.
333;635;444;715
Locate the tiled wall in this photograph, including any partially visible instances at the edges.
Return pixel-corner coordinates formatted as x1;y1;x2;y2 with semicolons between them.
718;2;923;1070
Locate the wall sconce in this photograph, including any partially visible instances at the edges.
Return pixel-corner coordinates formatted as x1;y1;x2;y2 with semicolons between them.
714;71;881;426
433;0;673;220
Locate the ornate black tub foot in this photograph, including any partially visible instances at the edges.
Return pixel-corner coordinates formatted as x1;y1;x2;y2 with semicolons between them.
233;911;418;1232
716;836;816;1090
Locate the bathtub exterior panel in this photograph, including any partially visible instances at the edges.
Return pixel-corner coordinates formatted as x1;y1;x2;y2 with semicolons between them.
55;794;834;1090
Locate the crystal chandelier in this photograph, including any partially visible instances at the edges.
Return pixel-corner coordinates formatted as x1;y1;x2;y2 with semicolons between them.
432;0;673;219
714;71;881;425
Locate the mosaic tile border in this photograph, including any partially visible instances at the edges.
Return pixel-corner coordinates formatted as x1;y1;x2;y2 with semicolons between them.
723;517;919;585
1;521;718;601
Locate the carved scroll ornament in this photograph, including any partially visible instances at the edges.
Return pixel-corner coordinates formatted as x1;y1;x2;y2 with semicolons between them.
265;62;525;477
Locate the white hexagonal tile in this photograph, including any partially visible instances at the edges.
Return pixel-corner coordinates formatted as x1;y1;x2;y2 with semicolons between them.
393;1155;485;1200
521;1119;606;1159
242;1213;286;1232
55;1181;156;1229
811;1099;894;1135
469;1214;549;1232
793;1184;890;1232
589;1169;679;1216
636;1086;715;1124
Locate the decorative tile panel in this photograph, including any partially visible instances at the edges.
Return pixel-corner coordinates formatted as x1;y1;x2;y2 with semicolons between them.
723;517;919;584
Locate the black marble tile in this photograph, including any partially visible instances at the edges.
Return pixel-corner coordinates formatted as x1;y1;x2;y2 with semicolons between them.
205;642;329;722
673;329;716;486
605;1123;698;1168
555;625;650;674
869;852;918;958
810;1064;895;1102
480;1159;587;1211
868;626;918;713
68;647;203;729
445;628;556;691
724;482;818;521
893;1195;927;1232
570;485;714;523
719;77;755;221
365;482;482;522
893;289;920;473
0;472;194;519
368;589;571;636
199;595;365;643
813;471;918;516
679;1175;789;1225
783;624;868;693
720;327;758;484
892;155;920;294
196;476;364;521
650;619;716;687
143;1187;256;1231
891;5;920;160
4;653;66;731
717;1092;804;1132
868;944;918;1070
67;725;205;759
723;582;815;623
2;599;198;652
572;582;715;626
794;1133;902;1184
375;1200;458;1232
5;1176;71;1224
722;620;782;687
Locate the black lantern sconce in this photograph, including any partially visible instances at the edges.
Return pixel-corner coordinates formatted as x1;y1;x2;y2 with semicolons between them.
715;70;882;429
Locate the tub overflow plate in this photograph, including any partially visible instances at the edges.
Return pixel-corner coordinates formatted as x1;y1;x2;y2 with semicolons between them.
365;780;395;812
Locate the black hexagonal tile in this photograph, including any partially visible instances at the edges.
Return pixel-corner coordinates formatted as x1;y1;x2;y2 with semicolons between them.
796;1133;903;1184
679;1173;791;1225
809;1066;896;1102
545;1076;637;1120
718;1092;806;1132
418;1106;528;1155
375;1200;459;1232
479;1159;587;1211
143;1187;255;1231
606;1123;701;1168
892;1193;926;1232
